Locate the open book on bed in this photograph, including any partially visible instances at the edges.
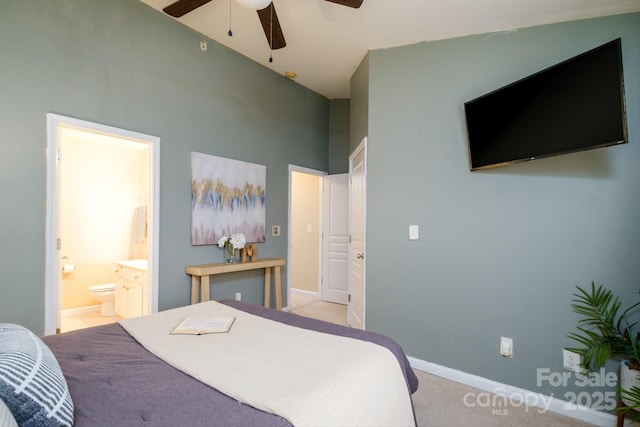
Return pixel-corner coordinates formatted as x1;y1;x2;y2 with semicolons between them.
170;315;235;335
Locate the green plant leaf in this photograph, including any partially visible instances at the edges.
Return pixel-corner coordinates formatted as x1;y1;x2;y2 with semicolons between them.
567;282;640;371
620;385;640;418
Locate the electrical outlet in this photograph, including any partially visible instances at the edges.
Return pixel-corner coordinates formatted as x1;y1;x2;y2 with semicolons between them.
271;225;280;236
235;292;241;301
500;337;514;358
409;225;419;240
563;349;585;372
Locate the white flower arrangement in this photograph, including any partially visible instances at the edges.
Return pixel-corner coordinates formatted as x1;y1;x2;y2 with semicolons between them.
218;233;246;263
218;233;247;250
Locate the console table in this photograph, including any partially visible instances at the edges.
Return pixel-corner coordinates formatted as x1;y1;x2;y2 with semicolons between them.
185;258;285;310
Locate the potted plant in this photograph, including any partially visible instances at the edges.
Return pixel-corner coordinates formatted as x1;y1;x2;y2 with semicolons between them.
567;282;640;418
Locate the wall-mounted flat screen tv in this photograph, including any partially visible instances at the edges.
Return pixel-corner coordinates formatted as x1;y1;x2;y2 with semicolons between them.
464;38;628;171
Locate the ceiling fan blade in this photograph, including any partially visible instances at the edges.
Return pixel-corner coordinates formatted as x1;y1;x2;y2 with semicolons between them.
324;0;363;8
163;0;213;17
256;3;286;50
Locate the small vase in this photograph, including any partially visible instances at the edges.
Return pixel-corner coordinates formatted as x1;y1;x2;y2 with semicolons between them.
225;246;239;263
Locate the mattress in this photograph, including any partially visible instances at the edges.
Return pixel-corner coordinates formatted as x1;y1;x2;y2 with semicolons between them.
42;300;418;427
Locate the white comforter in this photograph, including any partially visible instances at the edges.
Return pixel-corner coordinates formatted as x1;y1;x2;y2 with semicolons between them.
119;301;415;427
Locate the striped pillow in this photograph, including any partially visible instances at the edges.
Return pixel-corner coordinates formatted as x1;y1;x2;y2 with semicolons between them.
0;324;74;427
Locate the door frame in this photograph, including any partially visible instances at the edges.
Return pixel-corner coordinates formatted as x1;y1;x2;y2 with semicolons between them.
287;165;326;309
44;114;160;335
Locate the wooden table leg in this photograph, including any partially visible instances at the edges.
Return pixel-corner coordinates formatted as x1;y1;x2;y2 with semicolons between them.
274;266;282;310
201;275;210;302
264;267;271;308
617;399;627;427
190;275;201;305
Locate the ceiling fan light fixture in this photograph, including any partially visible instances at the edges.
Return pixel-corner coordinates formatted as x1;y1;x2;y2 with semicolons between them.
235;0;271;10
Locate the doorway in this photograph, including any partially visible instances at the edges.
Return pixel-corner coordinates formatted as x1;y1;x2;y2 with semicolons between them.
44;114;160;335
287;166;348;325
289;167;323;301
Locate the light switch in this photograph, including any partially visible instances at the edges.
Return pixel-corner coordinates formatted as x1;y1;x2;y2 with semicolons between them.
409;225;419;240
307;224;312;233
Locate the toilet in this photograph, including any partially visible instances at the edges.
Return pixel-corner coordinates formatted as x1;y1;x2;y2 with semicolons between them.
88;283;116;316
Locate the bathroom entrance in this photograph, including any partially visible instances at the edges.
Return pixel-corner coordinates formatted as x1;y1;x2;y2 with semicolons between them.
44;114;160;335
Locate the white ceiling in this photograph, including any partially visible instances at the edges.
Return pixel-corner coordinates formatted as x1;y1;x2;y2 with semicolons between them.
140;0;640;99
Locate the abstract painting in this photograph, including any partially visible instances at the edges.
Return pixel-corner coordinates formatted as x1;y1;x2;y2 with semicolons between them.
191;152;266;245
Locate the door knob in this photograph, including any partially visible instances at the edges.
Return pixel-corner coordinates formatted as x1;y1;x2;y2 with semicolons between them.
356;253;364;259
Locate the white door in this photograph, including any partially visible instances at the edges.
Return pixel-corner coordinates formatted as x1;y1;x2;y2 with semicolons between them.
348;138;367;330
321;174;348;304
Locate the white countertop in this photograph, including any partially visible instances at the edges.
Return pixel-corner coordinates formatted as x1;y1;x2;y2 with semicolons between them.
116;259;147;271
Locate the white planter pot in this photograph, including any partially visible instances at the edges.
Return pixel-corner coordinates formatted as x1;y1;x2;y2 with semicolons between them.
620;359;640;407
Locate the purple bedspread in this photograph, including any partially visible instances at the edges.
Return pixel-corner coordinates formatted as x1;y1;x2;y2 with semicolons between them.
42;300;418;427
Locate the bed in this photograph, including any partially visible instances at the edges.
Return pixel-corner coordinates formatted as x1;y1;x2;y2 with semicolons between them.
1;300;418;427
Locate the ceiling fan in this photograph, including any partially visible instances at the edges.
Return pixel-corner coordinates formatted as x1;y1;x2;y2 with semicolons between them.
162;0;363;51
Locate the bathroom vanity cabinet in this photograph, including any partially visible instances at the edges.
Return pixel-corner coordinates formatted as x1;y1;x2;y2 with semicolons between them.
114;260;148;319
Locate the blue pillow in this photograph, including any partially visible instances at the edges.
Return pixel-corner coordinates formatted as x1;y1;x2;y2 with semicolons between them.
0;324;74;427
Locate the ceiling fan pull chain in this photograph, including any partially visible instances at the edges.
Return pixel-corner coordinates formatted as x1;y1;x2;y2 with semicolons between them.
228;0;233;37
268;3;273;62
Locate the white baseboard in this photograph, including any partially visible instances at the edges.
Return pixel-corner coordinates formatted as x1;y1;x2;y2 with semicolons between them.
62;305;101;316
290;288;319;298
408;356;619;427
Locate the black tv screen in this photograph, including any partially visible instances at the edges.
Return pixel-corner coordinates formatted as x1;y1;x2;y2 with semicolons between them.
464;38;628;171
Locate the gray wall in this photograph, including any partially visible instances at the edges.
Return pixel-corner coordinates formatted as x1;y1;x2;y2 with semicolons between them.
0;0;330;334
350;53;369;152
328;99;350;174
358;13;639;397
